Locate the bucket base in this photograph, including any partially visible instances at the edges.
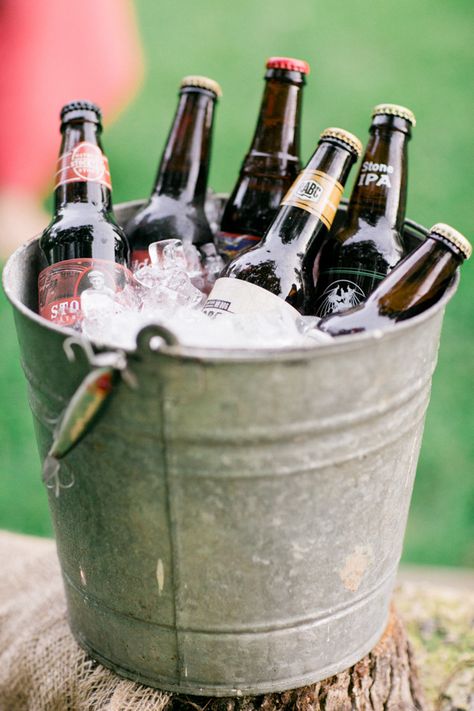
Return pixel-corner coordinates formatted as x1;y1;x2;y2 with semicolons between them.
69;614;389;697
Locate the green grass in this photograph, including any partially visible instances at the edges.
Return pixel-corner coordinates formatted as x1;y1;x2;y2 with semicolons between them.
0;291;52;536
1;0;473;565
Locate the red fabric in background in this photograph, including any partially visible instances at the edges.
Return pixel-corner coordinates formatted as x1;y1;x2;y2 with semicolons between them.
0;0;143;193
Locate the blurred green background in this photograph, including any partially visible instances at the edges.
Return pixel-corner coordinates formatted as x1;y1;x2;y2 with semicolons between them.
1;0;473;565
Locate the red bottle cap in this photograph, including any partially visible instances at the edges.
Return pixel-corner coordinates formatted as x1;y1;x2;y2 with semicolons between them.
266;57;310;75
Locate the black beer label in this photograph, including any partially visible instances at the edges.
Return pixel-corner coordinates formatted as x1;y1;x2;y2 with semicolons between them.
315;268;385;317
38;258;134;328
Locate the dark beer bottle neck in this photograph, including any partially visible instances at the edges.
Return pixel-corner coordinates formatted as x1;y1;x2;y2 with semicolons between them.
242;72;303;173
54;120;112;212
152;89;216;205
346;116;410;232
372;236;461;318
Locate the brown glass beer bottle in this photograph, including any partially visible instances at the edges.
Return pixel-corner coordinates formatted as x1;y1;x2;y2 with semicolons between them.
313;104;415;317
38;101;132;328
125;76;221;270
217;57;309;261
203;128;362;319
318;223;471;336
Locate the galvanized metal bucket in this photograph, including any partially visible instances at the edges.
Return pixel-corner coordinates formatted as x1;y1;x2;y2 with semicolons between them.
2;200;458;697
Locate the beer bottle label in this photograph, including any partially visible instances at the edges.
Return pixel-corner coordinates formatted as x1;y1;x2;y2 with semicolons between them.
281;170;344;229
38;258;134;328
216;231;261;261
315;268;386;317
203;277;301;321
130;249;151;272
54;142;112;190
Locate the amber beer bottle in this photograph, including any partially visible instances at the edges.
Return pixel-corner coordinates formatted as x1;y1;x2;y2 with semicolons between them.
217;56;309;261
203;128;362;318
313;104;415;317
38;101;131;328
125;76;221;270
318;224;471;336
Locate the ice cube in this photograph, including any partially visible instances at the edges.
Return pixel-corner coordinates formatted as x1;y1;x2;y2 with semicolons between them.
183;243;206;291
133;263;163;290
83;309;157;350
201;243;225;291
148;239;188;270
80;283;122;321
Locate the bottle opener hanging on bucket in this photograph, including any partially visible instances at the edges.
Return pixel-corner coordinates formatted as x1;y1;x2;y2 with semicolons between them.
42;337;137;497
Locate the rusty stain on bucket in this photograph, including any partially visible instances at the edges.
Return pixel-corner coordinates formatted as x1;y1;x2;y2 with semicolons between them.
338;545;373;593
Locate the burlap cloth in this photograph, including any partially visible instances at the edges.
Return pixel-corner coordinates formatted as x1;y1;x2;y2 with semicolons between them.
0;530;472;710
0;531;173;711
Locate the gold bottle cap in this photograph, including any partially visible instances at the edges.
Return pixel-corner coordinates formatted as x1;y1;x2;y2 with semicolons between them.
372;103;416;126
180;75;222;98
429;223;472;259
319;127;363;157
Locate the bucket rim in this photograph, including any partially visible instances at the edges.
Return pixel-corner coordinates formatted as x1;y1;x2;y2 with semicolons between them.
2;219;459;364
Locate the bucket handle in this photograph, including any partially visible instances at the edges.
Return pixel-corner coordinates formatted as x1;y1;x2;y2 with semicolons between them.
135;323;180;353
42;336;137;497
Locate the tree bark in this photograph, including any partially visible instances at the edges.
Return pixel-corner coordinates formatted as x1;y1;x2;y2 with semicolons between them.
171;607;426;711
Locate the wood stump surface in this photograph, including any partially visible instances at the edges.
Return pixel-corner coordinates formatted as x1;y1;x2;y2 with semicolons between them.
171;607;425;711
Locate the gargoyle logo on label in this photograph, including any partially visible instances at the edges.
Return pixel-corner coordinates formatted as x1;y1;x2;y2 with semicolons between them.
317;280;365;317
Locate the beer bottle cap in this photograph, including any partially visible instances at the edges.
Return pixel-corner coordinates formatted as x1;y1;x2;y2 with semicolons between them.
372;103;416;127
319;127;363;157
180;76;222;98
429;223;472;259
60;100;102;122
266;57;310;75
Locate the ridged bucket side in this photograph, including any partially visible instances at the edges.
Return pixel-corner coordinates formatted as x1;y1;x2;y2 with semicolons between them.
1;204;456;695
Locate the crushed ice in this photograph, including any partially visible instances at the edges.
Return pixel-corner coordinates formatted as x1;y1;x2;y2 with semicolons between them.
81;239;333;351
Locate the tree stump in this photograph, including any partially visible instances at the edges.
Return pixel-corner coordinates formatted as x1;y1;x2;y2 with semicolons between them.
170;606;426;711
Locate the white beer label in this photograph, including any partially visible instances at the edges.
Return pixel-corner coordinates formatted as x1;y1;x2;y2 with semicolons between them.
202;277;301;321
